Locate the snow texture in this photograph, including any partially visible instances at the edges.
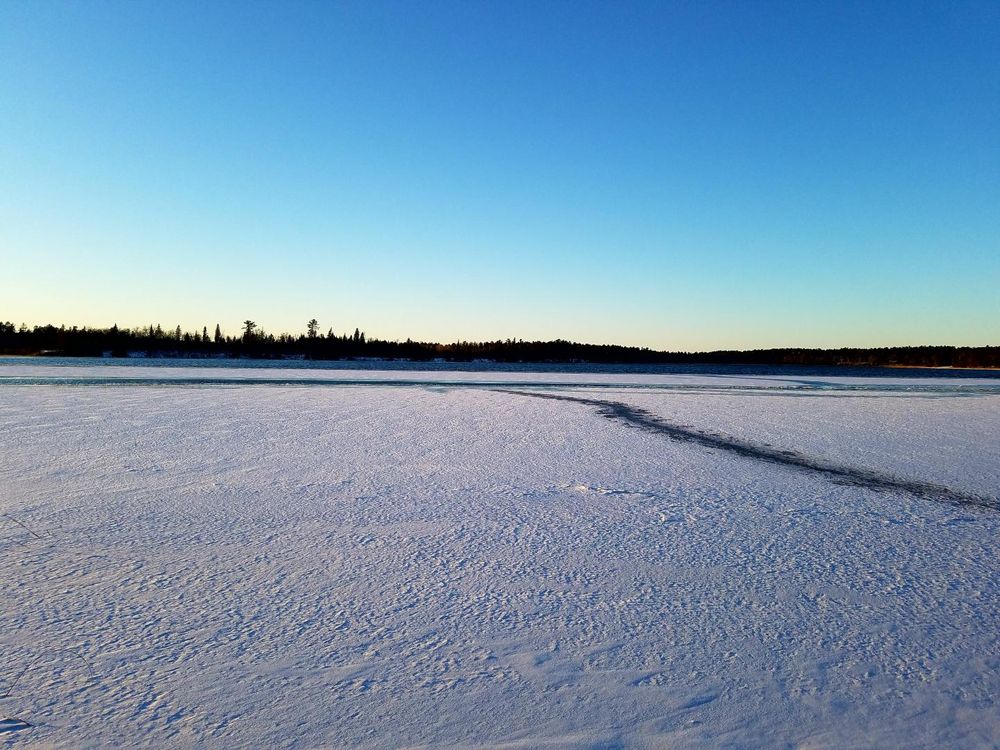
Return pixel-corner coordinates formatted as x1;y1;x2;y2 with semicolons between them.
1;364;999;748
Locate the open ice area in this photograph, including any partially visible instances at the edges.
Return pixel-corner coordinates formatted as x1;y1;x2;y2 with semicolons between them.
1;362;999;748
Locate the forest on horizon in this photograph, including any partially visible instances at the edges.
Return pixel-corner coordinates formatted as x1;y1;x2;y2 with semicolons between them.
1;320;998;369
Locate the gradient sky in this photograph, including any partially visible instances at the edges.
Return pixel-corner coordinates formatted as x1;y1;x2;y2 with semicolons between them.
2;1;998;350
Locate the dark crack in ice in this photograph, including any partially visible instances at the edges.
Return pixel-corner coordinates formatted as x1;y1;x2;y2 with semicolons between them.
500;389;999;512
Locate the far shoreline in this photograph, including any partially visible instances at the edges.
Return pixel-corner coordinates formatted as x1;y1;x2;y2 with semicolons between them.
885;364;1000;371
4;353;1000;379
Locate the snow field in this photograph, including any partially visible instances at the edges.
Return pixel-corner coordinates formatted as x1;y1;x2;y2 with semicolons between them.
1;381;998;748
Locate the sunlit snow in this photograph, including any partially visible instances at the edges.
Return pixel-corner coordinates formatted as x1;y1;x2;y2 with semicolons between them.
2;363;998;748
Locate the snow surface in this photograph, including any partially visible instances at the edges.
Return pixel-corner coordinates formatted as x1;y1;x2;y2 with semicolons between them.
1;366;999;748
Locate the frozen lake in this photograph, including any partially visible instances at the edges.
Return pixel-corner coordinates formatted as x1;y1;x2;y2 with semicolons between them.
2;361;999;747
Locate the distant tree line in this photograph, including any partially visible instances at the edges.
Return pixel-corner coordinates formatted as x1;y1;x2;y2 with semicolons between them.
0;320;998;369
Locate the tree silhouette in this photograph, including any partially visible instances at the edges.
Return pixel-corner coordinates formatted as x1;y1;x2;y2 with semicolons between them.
1;318;998;368
307;319;319;339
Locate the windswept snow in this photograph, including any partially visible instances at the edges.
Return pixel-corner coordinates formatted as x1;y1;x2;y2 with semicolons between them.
1;365;999;748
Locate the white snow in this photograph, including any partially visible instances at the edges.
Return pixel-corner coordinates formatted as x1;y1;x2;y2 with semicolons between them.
1;364;999;748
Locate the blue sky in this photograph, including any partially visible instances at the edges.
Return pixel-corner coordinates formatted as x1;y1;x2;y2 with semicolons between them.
2;1;998;349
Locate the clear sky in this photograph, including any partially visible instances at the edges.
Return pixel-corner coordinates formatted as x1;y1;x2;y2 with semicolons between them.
2;1;998;350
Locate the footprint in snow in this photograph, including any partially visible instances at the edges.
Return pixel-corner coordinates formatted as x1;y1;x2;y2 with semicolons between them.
679;692;719;710
634;672;670;686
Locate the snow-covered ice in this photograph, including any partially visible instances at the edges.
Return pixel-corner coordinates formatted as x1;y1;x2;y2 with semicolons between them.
1;364;999;748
